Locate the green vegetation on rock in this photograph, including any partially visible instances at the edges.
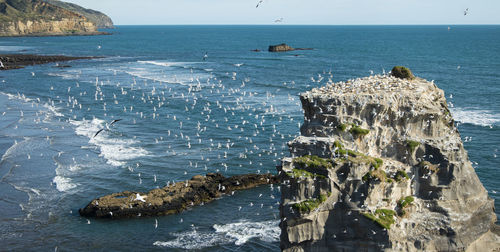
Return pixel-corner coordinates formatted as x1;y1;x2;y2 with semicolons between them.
363;209;396;230
394;170;409;182
406;140;420;152
362;169;387;182
391;66;415;80
293;155;333;170
293;194;328;213
286;168;326;180
349;124;370;137
398;196;414;209
333;141;383;170
337;123;348;132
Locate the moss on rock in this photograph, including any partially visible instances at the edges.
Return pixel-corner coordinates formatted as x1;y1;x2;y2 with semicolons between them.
391;66;415;80
363;209;396;230
293;193;328;213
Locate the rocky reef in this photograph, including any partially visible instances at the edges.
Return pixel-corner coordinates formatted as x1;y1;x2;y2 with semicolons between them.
80;173;277;218
0;54;97;70
0;0;111;36
278;74;499;251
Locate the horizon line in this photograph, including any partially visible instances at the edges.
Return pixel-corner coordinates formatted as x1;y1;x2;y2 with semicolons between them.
109;23;500;26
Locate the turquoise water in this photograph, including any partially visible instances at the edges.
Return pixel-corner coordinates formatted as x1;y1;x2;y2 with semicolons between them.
0;25;499;250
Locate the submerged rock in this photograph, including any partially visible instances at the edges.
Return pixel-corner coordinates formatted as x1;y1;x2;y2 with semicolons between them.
278;74;499;251
79;173;277;218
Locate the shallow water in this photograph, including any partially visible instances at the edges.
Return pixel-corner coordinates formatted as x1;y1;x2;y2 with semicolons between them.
0;25;499;250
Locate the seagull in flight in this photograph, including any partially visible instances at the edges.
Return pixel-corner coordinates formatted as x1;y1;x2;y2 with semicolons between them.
93;119;122;138
202;52;208;61
464;8;469;16
256;0;263;8
0;60;4;69
274;18;283;23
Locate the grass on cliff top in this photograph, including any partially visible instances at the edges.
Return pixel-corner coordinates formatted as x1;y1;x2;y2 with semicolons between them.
292;194;328;214
363;209;396;230
293;155;333;170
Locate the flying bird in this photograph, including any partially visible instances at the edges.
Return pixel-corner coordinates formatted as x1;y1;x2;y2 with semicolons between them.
464;8;469;16
256;0;263;8
202;52;208;61
0;60;4;69
93;119;122;138
274;18;283;23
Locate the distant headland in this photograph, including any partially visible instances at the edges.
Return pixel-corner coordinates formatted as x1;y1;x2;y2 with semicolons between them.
0;0;113;37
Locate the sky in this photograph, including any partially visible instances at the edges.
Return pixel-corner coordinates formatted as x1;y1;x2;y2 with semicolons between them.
64;0;500;25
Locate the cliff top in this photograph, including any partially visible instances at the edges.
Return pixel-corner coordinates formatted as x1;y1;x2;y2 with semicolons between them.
307;75;430;96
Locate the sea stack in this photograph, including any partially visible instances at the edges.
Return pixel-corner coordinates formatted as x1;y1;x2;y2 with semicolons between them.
278;72;499;251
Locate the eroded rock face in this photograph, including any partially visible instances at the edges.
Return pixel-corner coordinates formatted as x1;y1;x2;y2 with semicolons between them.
278;75;499;251
0;0;107;36
79;173;277;218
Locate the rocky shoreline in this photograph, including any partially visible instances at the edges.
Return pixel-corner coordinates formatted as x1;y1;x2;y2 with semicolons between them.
0;54;99;70
79;173;278;218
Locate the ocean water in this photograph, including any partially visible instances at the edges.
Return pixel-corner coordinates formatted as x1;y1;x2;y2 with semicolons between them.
0;25;499;251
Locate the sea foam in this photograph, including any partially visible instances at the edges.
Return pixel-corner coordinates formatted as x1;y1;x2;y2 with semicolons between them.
153;220;280;249
451;108;500;127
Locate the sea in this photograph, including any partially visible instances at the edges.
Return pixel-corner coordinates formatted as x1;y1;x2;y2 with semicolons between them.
0;25;499;251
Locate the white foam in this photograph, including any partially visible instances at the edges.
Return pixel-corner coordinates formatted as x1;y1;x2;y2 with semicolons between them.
52;176;77;192
154;220;280;249
451;108;500;127
70;118;150;166
138;60;197;67
213;219;280;245
153;228;231;250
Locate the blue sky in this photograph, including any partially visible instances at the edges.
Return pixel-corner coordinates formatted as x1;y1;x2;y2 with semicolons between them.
65;0;500;25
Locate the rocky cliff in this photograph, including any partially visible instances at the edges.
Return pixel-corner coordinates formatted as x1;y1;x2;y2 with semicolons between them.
0;0;110;36
278;74;500;251
44;0;113;28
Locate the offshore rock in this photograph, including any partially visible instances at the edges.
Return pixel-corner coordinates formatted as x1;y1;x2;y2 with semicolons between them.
268;43;313;52
79;173;278;218
278;74;499;251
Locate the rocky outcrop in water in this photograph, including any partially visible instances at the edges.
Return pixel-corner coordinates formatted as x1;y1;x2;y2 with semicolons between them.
79;173;278;218
0;54;97;70
278;74;499;251
0;0;111;36
268;43;313;52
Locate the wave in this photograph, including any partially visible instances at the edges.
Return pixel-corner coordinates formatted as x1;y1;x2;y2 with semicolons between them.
213;219;280;245
52;176;77;192
153;220;279;249
153;227;232;250
69;118;150;166
450;108;500;127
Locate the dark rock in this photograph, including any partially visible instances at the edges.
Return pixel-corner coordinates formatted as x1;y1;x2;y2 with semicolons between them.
79;173;278;218
0;54;99;70
391;66;415;80
251;49;261;52
269;43;295;52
